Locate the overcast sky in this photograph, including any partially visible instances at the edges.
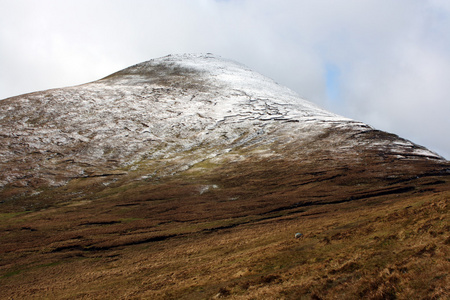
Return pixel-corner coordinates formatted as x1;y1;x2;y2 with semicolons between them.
1;0;449;159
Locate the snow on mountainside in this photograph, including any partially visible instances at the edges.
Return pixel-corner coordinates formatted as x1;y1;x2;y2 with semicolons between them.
0;54;446;191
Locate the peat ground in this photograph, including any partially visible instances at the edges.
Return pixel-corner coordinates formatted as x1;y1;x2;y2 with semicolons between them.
0;154;449;299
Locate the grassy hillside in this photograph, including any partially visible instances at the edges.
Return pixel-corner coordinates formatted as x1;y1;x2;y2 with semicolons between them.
1;155;448;299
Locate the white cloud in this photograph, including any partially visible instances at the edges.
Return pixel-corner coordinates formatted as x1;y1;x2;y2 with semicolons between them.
0;0;449;158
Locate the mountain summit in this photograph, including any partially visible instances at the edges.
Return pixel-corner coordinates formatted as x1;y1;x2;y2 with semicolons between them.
1;54;449;299
0;53;446;196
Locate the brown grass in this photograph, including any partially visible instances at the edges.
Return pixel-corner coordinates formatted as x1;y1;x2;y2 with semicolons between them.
0;154;449;299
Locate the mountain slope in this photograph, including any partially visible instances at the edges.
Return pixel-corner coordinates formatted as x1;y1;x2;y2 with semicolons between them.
0;54;449;299
0;53;445;196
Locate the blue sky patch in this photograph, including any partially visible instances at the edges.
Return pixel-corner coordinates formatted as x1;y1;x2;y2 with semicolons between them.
325;63;341;106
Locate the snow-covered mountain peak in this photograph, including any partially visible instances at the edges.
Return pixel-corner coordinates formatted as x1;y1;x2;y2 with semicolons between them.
101;53;290;95
99;53;345;122
0;54;446;191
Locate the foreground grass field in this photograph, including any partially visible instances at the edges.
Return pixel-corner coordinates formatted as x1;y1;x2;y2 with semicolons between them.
0;161;448;299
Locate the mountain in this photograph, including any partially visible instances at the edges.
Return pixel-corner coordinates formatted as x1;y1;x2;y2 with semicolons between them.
1;54;449;299
0;54;445;197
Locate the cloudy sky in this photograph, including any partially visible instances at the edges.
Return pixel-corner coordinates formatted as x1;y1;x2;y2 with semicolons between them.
1;0;449;158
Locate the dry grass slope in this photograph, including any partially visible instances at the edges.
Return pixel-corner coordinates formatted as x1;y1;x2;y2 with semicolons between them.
0;153;449;299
